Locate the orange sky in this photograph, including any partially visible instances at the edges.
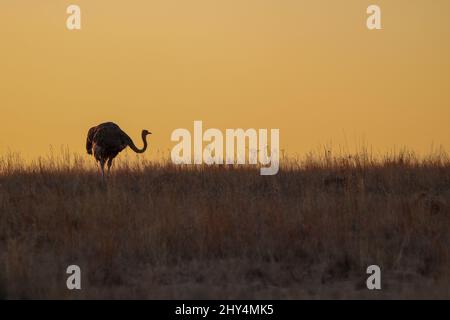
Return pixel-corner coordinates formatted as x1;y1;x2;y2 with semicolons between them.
1;0;449;160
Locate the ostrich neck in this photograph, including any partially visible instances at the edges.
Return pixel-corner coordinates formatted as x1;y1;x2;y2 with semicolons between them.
128;133;148;153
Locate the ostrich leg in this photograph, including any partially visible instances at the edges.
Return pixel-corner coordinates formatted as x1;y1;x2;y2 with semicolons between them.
107;158;113;176
99;159;106;179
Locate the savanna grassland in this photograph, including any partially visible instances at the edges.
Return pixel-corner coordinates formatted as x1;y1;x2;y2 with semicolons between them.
0;150;449;299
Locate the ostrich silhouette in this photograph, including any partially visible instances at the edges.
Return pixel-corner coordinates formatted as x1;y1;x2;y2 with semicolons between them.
86;122;151;177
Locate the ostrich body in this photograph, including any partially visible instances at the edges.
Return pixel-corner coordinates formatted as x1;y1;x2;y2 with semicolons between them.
86;122;151;177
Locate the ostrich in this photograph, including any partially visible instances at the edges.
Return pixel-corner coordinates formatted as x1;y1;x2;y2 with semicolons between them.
86;122;152;177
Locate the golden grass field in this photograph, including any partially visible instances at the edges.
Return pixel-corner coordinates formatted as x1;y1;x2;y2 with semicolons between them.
0;149;449;299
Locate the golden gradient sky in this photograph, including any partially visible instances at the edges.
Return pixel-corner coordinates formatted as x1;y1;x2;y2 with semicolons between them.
1;0;449;160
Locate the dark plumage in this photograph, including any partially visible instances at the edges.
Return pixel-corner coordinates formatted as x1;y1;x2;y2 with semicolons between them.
86;122;151;177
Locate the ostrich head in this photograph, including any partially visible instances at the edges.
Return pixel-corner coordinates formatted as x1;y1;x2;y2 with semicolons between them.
142;129;152;136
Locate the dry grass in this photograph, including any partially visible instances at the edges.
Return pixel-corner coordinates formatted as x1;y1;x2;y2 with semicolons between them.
0;149;449;299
